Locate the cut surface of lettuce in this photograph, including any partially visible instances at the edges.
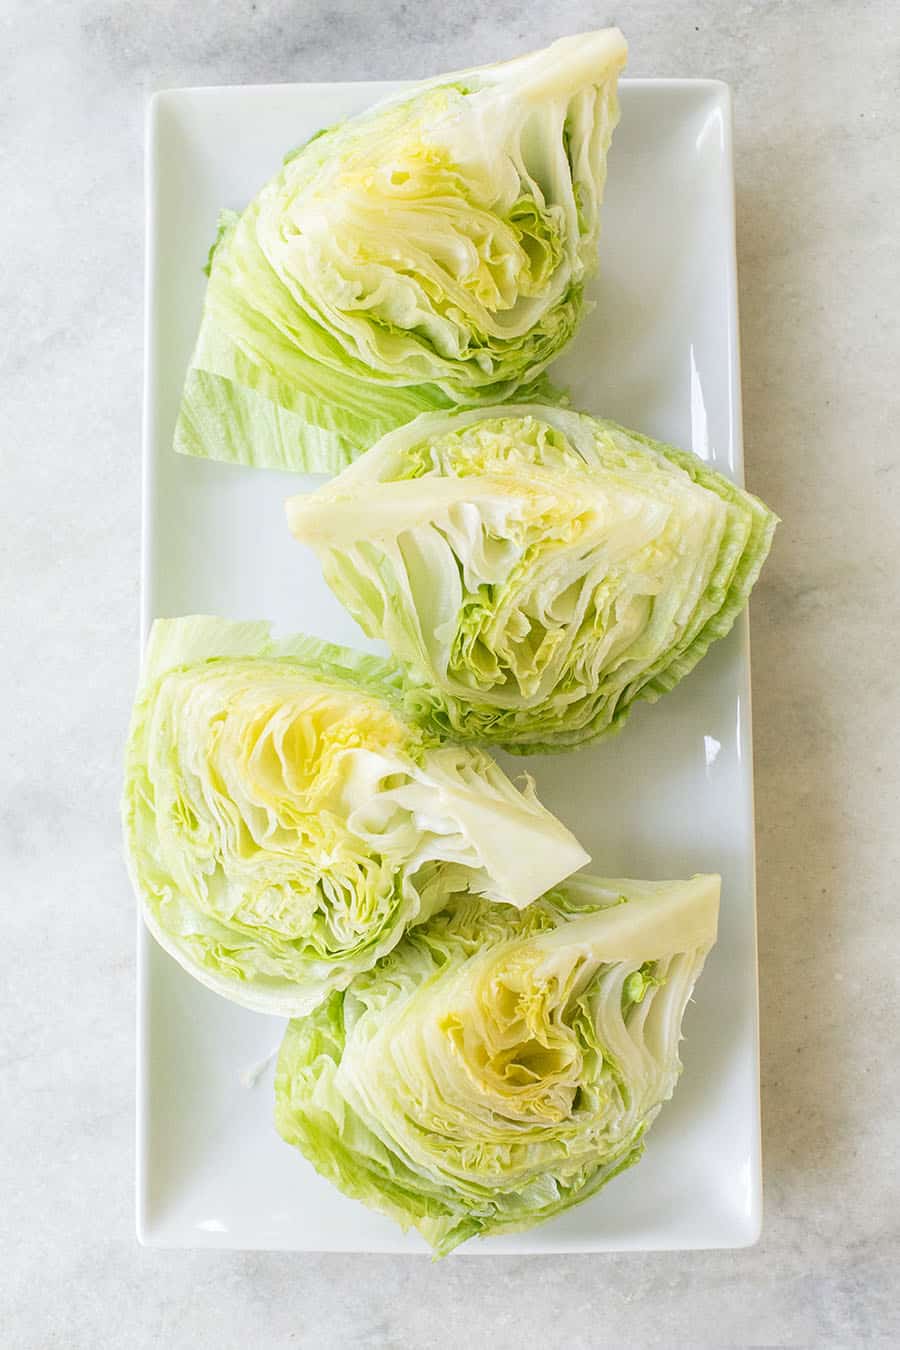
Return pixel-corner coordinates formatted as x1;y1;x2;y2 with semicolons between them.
122;616;589;1015
287;405;778;753
275;871;720;1256
175;30;627;471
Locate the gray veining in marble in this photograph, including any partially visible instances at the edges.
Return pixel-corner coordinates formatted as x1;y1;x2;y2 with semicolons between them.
1;1;898;1346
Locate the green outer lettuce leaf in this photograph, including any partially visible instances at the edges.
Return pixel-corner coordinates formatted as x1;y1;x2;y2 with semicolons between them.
275;872;720;1255
287;405;778;753
122;616;589;1015
174;30;626;471
175;369;357;475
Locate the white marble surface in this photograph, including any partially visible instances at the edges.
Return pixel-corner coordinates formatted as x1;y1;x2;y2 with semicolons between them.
1;1;897;1345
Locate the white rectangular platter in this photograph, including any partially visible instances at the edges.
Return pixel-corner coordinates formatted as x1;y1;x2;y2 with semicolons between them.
140;77;762;1252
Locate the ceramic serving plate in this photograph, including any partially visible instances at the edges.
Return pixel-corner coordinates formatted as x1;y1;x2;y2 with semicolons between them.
139;77;762;1252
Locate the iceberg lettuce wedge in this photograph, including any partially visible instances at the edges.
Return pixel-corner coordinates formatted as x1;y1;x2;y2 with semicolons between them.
122;616;589;1014
275;872;720;1255
287;405;777;752
175;31;627;471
